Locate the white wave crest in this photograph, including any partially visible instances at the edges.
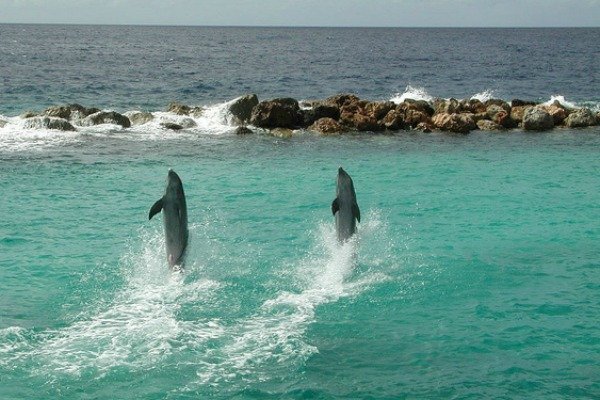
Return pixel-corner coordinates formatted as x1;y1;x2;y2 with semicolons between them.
195;102;237;132
0;116;83;152
542;95;578;109
0;99;244;151
391;85;434;104
471;89;496;103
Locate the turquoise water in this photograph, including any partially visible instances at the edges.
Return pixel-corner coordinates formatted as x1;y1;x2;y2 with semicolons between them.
1;130;599;398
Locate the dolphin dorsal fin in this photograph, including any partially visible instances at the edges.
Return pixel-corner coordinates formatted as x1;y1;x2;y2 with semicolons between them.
149;198;164;220
331;198;340;216
352;202;361;223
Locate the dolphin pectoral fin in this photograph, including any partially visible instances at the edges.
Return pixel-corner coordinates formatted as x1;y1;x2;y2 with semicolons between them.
331;198;340;216
149;198;164;220
352;203;361;223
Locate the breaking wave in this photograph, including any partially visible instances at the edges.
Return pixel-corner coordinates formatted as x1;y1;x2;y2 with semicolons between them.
390;85;434;104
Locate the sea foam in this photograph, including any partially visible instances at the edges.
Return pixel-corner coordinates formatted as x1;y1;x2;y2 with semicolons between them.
391;85;434;104
542;95;578;109
2;226;224;379
191;210;391;388
0;99;240;151
471;90;497;103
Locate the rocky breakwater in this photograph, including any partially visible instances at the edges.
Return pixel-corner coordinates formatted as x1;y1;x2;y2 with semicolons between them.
16;104;132;131
245;94;599;135
5;94;598;135
246;94;434;135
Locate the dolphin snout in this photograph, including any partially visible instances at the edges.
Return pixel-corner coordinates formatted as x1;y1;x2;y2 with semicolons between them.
167;169;182;185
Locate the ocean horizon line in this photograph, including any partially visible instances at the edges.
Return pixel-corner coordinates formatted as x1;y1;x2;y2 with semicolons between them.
0;22;598;29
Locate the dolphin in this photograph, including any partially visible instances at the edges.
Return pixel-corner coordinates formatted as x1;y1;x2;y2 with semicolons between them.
149;169;189;269
331;167;360;242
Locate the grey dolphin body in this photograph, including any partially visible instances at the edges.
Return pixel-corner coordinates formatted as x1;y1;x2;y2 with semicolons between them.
331;167;361;242
149;169;189;269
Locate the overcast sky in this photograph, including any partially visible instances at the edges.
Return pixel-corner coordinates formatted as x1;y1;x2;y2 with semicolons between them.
0;0;599;27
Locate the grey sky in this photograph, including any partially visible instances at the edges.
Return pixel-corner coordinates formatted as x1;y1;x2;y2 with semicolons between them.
0;0;599;27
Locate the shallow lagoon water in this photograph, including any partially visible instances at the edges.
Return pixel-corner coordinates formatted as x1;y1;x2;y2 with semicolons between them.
1;130;599;398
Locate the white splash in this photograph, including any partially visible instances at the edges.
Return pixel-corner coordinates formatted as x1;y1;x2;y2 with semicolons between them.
0;326;32;357
194;102;236;133
0;98;245;151
1;211;393;389
120;103;235;136
21;228;223;378
193;211;390;387
542;95;578;109
391;85;434;104
471;90;496;103
0;115;84;152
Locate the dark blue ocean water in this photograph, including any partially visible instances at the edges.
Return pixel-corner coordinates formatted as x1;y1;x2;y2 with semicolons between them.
1;25;599;400
1;25;599;114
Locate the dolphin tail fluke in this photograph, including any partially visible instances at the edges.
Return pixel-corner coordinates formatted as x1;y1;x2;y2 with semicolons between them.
149;198;164;220
331;198;340;216
352;203;361;223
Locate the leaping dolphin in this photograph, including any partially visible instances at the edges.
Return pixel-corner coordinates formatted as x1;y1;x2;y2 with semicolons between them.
331;167;360;242
149;169;189;269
